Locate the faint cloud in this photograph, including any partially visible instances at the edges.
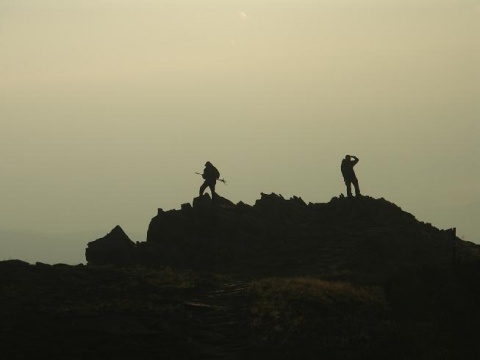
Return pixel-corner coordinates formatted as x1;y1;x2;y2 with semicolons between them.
238;11;248;21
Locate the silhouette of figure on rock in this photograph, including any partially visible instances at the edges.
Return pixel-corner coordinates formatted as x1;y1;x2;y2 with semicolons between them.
341;155;361;197
199;161;220;201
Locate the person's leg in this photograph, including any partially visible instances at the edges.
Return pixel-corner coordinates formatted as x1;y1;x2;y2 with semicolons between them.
352;178;361;197
345;179;353;197
199;181;208;196
209;182;217;202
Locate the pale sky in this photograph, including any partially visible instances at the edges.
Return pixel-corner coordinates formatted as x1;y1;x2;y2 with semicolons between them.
1;0;479;264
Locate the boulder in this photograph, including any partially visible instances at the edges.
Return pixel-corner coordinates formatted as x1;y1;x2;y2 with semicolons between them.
85;225;136;266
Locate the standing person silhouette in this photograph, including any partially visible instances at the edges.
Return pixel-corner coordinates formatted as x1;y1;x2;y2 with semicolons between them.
199;161;220;200
341;155;361;197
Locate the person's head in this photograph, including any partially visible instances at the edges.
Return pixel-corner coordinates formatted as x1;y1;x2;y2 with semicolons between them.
205;161;212;167
345;155;350;160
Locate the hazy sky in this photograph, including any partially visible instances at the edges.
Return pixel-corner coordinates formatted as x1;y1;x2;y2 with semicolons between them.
1;0;479;263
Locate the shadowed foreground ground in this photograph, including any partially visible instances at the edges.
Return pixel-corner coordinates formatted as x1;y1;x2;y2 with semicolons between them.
2;260;480;360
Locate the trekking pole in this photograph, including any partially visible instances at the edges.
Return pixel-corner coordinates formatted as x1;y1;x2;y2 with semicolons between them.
195;172;228;185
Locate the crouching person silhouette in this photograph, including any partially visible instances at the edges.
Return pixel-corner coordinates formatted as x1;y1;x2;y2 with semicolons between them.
341;155;361;197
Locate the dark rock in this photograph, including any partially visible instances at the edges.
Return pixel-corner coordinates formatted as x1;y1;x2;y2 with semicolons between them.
35;262;51;268
85;225;136;266
0;259;30;268
85;195;480;284
0;260;33;280
181;203;193;211
193;194;212;208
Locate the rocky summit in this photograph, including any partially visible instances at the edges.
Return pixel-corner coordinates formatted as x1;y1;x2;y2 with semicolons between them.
86;193;480;284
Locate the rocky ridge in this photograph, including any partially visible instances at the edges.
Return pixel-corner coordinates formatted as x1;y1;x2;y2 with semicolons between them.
86;193;480;284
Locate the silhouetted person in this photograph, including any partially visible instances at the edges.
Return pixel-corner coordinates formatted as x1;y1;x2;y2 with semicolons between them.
341;155;361;197
199;161;220;200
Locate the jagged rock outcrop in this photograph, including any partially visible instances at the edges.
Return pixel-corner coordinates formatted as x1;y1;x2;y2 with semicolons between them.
85;194;480;283
85;225;136;266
